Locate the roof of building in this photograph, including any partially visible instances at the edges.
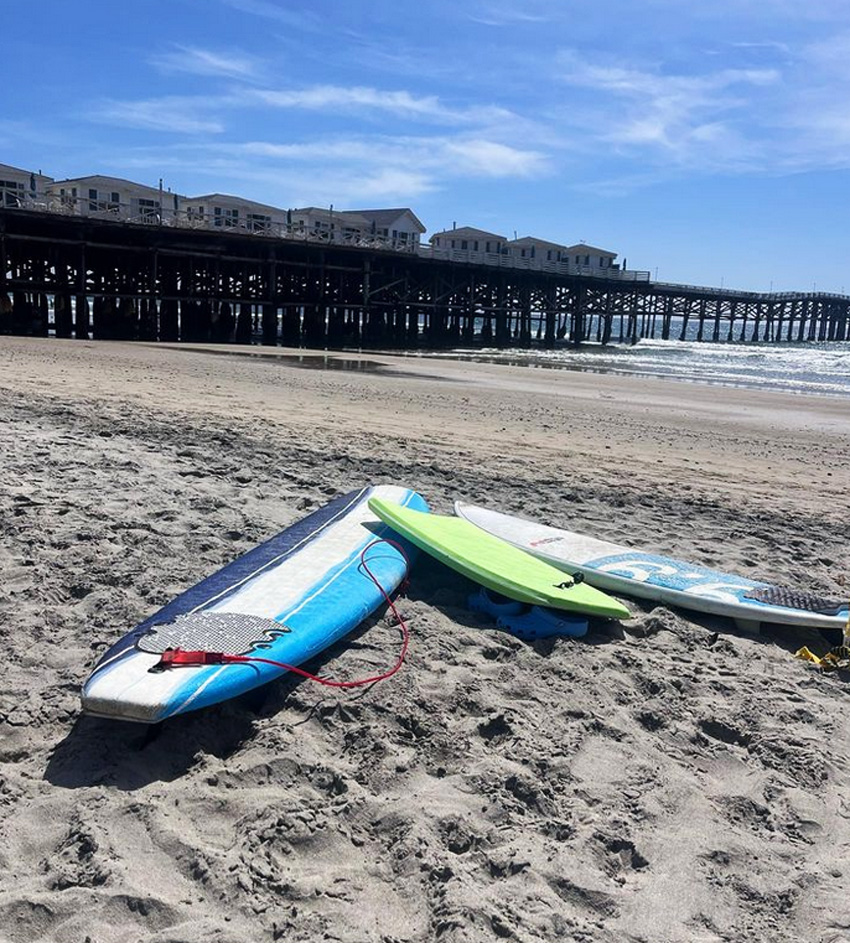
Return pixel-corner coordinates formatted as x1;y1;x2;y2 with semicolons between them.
507;236;569;251
564;243;618;258
184;193;282;212
0;162;52;179
48;174;165;190
292;207;372;226
429;225;507;241
343;208;426;232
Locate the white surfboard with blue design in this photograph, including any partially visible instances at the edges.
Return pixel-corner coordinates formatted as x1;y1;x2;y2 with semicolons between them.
82;485;427;723
455;502;849;632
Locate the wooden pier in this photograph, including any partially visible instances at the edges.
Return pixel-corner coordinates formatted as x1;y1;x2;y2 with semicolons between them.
2;208;848;347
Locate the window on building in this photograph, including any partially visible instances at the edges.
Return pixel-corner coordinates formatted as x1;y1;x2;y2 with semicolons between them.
247;213;271;233
461;240;468;250
473;241;479;251
0;179;24;206
433;237;440;247
214;206;239;228
88;188;98;210
138;198;160;222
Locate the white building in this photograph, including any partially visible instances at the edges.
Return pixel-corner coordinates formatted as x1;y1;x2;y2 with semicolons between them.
181;193;286;233
565;242;619;271
287;207;374;244
505;236;570;264
0;162;53;207
429;226;507;255
45;175;179;222
343;208;425;249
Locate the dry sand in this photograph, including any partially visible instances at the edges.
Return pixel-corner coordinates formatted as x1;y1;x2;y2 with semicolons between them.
1;335;850;943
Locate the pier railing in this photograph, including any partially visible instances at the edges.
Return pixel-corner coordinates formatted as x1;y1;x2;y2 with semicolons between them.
416;244;650;281
7;190;650;282
654;281;850;301
1;205;849;347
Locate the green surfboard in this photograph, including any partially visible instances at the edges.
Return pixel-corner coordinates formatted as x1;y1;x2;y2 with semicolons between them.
369;498;630;620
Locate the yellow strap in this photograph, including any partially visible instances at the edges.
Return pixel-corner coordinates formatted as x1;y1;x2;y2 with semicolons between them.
795;645;823;666
796;644;850;671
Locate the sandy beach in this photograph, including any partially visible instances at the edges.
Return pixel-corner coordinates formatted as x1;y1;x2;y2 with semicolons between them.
2;335;850;943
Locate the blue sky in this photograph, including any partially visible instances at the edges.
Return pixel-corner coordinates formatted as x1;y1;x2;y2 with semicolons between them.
3;0;850;292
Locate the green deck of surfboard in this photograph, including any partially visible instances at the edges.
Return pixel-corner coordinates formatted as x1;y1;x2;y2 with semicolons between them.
369;498;630;620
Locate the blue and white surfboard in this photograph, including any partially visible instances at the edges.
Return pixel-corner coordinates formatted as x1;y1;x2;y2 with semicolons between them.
455;502;850;633
82;485;427;723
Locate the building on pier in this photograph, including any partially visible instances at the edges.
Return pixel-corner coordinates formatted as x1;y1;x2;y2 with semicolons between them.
0;163;54;208
429;226;507;254
506;236;570;263
45;175;179;223
565;242;619;273
181;193;287;233
342;208;426;250
287;206;376;244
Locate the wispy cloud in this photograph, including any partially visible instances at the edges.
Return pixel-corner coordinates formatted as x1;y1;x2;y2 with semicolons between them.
801;30;850;78
113;129;548;206
247;85;515;126
88;98;225;134
730;40;792;53
466;0;551;26
553;50;779;169
91;82;524;136
150;44;260;80
238;134;547;178
219;0;324;30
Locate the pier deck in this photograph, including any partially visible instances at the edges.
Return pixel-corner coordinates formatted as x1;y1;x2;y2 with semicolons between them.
2;209;848;347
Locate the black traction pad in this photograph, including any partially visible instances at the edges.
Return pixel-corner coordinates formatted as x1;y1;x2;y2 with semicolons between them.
743;586;846;615
136;612;291;656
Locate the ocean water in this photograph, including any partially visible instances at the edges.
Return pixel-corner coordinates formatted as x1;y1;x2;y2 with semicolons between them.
434;339;850;399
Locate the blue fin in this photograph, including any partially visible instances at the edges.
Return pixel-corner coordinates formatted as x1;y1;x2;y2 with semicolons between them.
468;587;525;619
468;588;588;640
498;607;588;640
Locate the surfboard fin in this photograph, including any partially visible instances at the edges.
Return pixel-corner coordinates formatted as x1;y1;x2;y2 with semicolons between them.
468;588;588;640
468;587;524;619
498;607;588;641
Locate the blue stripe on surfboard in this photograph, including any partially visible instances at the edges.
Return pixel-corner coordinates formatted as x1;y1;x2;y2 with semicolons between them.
587;551;850;616
159;489;424;719
85;487;371;683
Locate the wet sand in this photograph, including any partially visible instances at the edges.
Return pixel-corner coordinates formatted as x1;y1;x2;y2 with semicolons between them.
1;336;850;943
